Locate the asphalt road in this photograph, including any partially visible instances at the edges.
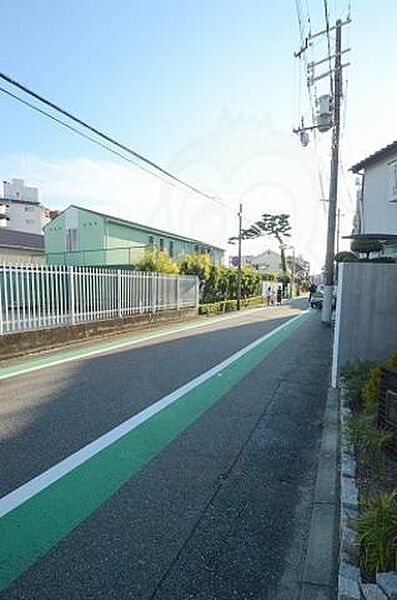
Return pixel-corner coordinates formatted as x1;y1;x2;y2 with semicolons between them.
0;301;332;599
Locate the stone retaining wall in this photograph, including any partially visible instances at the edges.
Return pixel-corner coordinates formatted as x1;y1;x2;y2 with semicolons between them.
0;308;197;360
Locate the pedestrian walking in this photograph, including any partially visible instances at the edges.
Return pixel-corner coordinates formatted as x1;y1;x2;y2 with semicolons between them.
266;286;272;306
271;287;276;305
276;285;282;306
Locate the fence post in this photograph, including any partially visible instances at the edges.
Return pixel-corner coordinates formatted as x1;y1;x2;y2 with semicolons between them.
151;273;156;314
176;276;180;310
195;276;200;310
0;266;3;334
117;269;122;319
69;266;75;325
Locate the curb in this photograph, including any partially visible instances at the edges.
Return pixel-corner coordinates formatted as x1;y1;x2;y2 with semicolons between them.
300;386;340;600
338;389;397;600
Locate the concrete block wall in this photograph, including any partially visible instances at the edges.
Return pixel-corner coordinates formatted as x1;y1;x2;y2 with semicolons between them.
332;263;397;385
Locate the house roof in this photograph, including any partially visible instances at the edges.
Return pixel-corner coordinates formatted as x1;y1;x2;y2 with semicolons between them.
350;141;397;173
0;229;44;250
46;205;225;252
343;233;397;242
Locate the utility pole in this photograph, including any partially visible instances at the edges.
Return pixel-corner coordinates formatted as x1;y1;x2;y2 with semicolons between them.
293;15;350;323
237;203;243;310
322;19;342;325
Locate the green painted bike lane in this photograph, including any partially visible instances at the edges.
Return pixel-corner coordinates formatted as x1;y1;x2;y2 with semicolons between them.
0;310;311;592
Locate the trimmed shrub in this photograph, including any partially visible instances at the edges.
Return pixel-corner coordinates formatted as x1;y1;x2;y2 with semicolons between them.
199;295;264;316
362;353;397;415
335;251;359;263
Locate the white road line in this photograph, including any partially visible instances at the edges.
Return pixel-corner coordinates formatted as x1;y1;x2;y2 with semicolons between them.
0;311;307;519
0;306;288;381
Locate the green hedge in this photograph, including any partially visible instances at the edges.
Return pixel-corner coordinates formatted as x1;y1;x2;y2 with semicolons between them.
199;295;264;315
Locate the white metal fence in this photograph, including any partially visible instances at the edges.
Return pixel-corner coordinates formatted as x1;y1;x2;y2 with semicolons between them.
0;264;199;334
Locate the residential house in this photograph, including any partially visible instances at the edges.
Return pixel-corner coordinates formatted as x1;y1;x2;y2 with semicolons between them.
0;229;45;264
350;141;397;257
286;254;310;284
243;249;281;274
45;205;225;267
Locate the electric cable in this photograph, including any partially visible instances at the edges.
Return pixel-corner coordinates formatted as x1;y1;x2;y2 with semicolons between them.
0;70;217;202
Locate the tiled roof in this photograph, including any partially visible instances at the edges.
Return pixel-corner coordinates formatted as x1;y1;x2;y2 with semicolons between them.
0;229;44;250
350;141;397;173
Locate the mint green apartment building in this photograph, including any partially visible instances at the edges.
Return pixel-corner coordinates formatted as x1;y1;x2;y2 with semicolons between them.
44;205;225;267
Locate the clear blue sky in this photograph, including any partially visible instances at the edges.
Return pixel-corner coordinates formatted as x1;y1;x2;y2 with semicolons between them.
0;0;295;161
0;1;396;271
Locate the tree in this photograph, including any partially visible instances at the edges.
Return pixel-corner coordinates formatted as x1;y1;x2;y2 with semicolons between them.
241;213;292;275
350;239;383;260
136;247;179;274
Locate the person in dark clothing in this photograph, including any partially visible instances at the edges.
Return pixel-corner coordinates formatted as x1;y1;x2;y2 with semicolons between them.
276;285;282;306
308;282;317;302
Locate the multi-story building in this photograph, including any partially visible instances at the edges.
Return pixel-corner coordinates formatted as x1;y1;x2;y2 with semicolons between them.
0;178;50;235
45;205;225;267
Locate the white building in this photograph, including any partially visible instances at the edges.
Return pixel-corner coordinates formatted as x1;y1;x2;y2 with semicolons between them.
0;178;50;234
243;249;281;273
351;141;397;256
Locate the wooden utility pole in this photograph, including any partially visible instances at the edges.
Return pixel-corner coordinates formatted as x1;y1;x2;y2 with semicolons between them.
322;19;342;325
237;203;242;310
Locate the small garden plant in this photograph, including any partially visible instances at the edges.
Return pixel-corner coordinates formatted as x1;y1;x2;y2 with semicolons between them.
342;353;397;579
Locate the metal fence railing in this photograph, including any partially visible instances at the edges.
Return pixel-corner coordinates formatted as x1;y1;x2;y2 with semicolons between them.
0;264;199;334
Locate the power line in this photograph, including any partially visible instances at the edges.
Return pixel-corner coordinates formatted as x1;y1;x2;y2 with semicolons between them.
0;85;229;212
323;0;334;96
294;1;327;210
0;70;217;203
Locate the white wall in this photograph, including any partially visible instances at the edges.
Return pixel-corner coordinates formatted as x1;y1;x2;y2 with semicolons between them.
3;178;39;202
362;151;397;234
6;202;43;234
1;179;48;234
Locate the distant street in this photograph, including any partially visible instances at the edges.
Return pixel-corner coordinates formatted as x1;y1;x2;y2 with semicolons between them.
0;301;332;599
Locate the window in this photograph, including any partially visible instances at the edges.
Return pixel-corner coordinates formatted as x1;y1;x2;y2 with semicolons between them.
25;218;35;224
159;238;164;251
24;206;35;212
66;228;78;251
149;235;154;246
169;240;174;257
390;161;397;202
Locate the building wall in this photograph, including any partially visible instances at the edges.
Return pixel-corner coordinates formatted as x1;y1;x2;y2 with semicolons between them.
5;202;43;235
332;263;397;385
362;152;397;234
0;246;44;264
45;206;225;266
244;249;281;273
3;178;39;202
1;179;50;235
